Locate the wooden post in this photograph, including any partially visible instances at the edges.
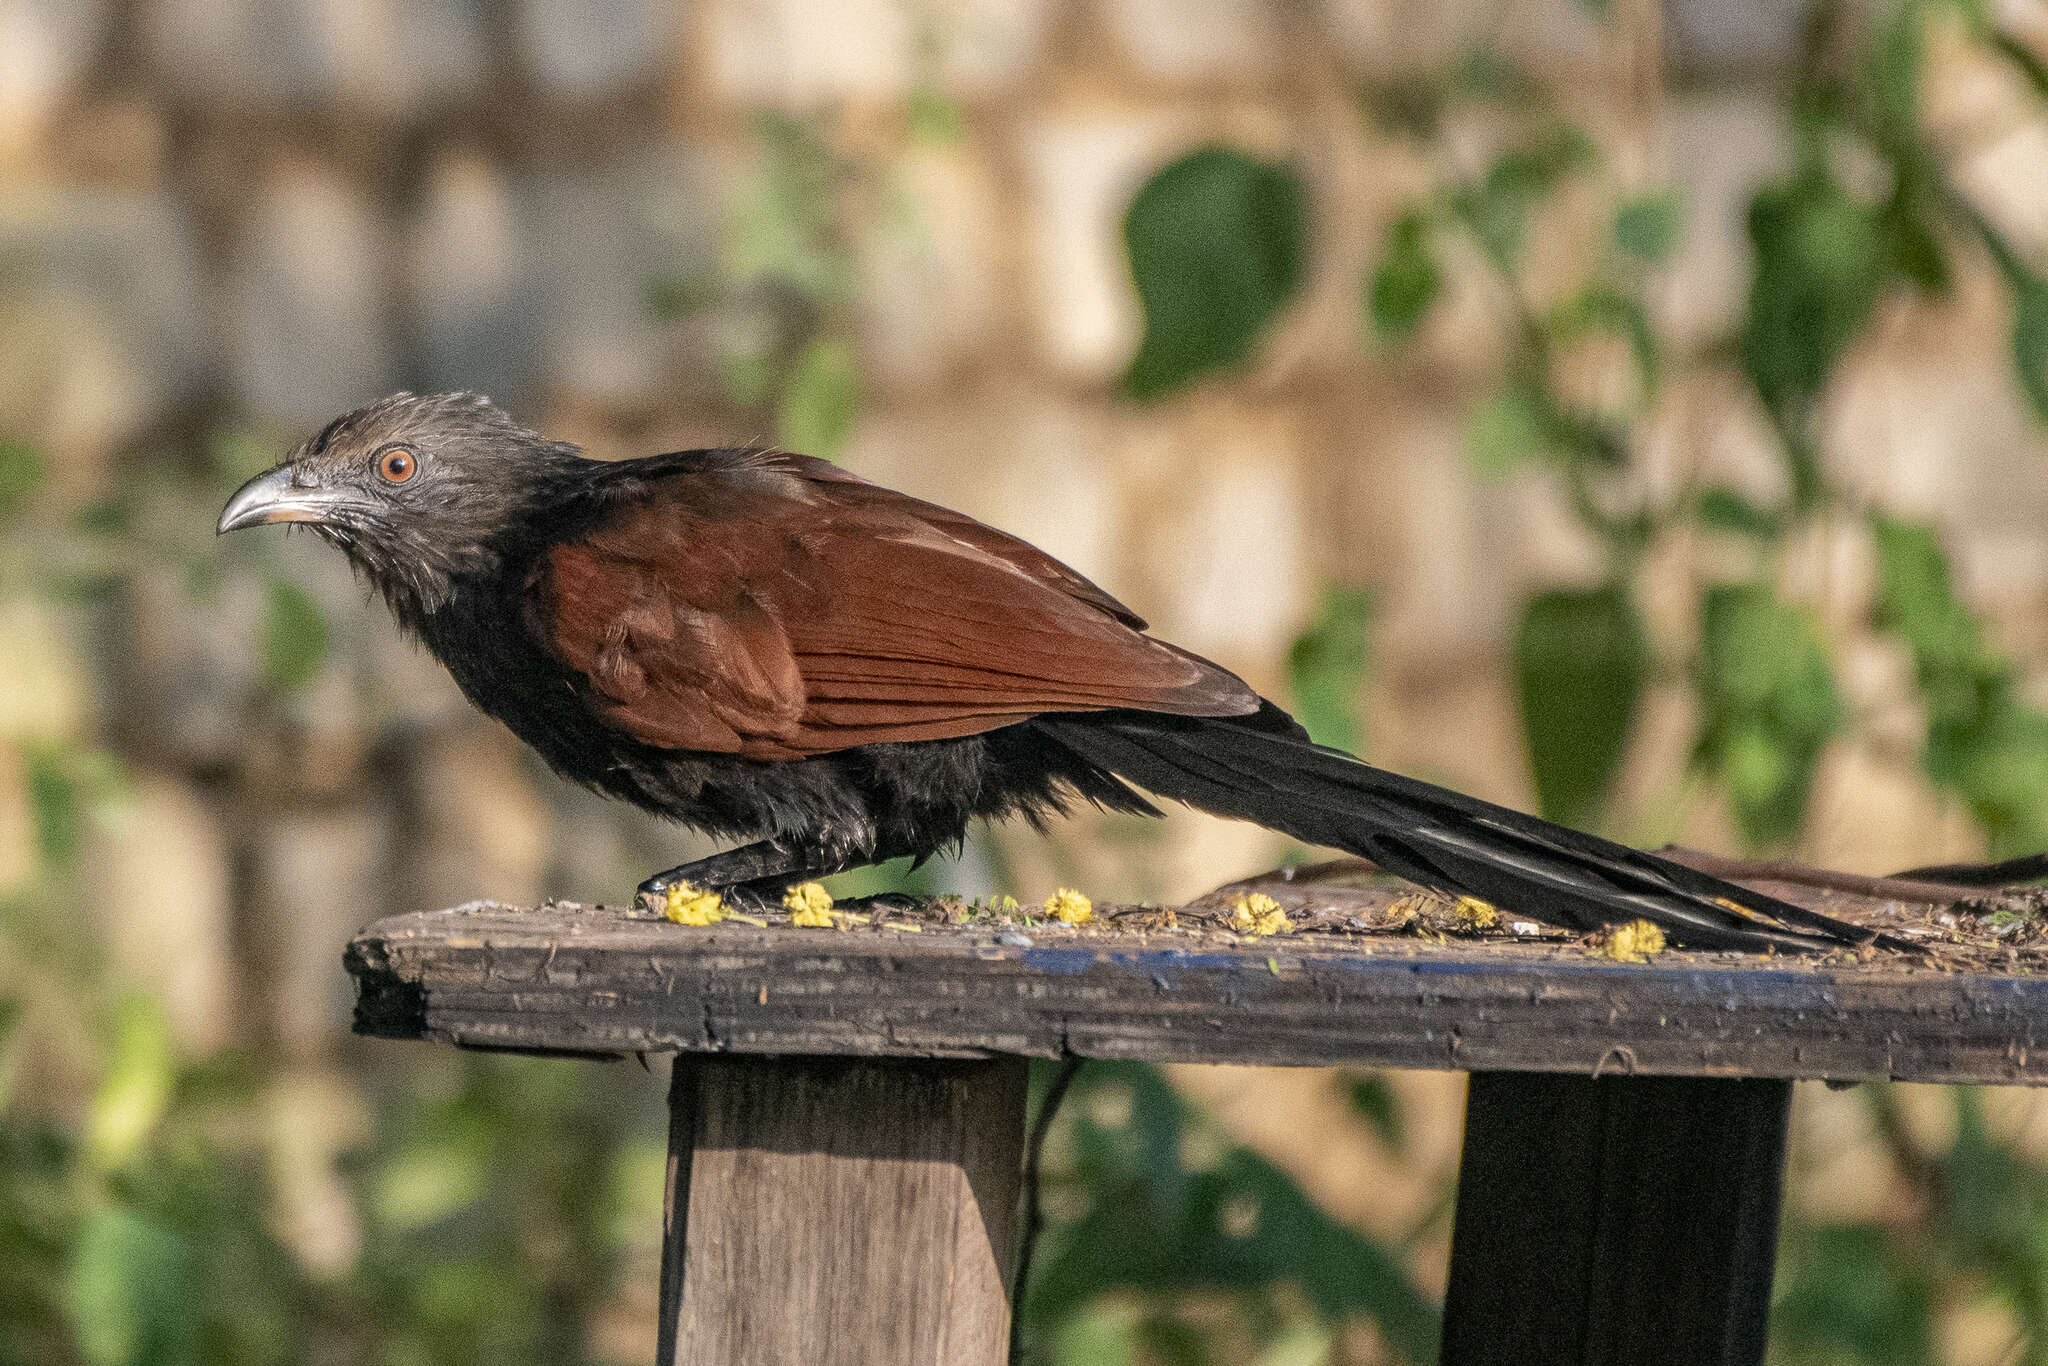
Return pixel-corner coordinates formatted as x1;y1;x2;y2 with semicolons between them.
656;1055;1028;1366
1439;1071;1793;1366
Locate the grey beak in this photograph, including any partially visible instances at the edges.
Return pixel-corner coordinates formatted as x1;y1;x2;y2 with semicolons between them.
217;466;340;534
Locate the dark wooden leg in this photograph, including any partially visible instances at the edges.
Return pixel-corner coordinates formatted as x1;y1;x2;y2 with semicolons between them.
1440;1071;1793;1366
656;1059;696;1366
656;1055;1028;1366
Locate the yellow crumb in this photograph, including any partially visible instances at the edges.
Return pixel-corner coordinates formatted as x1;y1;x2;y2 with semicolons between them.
1596;919;1667;963
783;881;837;927
1046;888;1094;924
1454;896;1499;930
1385;893;1432;925
1230;892;1294;936
1714;896;1773;923
663;882;725;926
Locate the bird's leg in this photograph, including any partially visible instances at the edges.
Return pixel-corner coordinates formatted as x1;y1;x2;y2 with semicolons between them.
637;839;858;908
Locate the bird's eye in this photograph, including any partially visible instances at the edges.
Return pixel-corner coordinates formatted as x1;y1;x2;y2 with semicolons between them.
376;445;417;484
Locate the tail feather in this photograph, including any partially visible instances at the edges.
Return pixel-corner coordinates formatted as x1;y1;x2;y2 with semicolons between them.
1035;706;1895;954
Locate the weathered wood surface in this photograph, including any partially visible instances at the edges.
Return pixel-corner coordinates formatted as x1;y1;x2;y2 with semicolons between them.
1440;1073;1790;1366
345;879;2048;1085
657;1056;1025;1366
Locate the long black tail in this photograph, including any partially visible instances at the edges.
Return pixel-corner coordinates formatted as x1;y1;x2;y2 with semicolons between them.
1035;704;1894;954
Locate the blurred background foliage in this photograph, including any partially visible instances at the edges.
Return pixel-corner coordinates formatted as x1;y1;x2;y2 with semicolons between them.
7;0;2048;1362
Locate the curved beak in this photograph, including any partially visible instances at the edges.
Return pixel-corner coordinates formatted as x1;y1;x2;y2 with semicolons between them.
217;466;342;534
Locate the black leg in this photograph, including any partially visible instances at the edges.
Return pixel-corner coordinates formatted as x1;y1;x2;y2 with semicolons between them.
638;839;856;902
1440;1071;1792;1366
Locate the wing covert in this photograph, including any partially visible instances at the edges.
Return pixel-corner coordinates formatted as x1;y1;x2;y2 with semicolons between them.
531;452;1258;759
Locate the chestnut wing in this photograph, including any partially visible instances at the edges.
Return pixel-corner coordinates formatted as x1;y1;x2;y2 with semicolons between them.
533;452;1257;759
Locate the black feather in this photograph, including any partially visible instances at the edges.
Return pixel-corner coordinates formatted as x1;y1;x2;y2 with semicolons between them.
1033;705;1897;954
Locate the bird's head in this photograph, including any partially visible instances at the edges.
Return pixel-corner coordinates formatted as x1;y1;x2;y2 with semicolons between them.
218;391;583;618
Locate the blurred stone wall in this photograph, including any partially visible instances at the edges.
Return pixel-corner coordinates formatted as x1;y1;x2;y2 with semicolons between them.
3;0;2048;1310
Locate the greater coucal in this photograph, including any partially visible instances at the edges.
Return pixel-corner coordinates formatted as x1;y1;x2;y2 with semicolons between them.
218;391;1883;953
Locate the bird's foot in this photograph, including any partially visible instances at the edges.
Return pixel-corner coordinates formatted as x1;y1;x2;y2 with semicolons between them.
634;874;780;918
834;891;925;914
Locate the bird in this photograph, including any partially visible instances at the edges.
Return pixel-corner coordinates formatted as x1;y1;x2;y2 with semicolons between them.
218;391;1888;954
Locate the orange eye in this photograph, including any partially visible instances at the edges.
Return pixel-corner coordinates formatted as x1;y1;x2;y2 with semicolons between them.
377;446;417;484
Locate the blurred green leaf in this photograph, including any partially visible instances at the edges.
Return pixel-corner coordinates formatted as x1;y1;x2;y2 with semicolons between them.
1548;284;1659;395
1465;386;1548;476
85;997;173;1170
1879;193;1949;294
0;997;21;1111
207;429;279;485
601;1136;669;1248
1872;513;2048;853
1868;5;1950;300
73;498;130;537
775;337;859;460
1052;1302;1143;1366
24;745;81;870
1453;127;1595;266
376;1140;489;1232
68;1204;201;1366
1613;191;1680;262
1514;585;1649;830
1358;77;1444;138
1990;28;2048;102
1449;48;1544;105
1693;584;1843;846
1871;515;1979;674
1026;1063;1439;1364
2010;271;2048;422
721;344;779;408
1870;0;1924;137
1741;168;1884;424
1367;211;1442;343
645;268;720;319
1696;486;1781;539
0;444;46;522
1287;586;1372;755
1949;708;2048;856
1257;1322;1334;1366
728;111;851;304
1773;1223;1935;1366
906;87;964;144
1122;147;1307;399
1341;1073;1404;1150
21;744;122;873
260;579;330;692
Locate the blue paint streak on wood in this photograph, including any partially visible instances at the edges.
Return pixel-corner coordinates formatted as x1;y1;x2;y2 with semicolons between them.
1021;948;1097;975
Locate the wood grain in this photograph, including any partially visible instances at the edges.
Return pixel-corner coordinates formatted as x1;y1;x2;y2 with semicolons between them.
657;1055;1026;1366
346;901;2048;1086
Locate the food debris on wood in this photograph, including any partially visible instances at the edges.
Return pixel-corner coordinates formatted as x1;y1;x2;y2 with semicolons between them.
614;855;2046;975
1046;887;1094;925
782;881;838;927
663;882;726;926
1595;920;1667;964
1230;892;1295;936
1455;896;1500;930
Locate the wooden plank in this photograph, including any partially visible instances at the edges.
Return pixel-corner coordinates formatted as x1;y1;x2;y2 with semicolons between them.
1440;1072;1791;1366
654;1055;1026;1366
346;902;2048;1086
